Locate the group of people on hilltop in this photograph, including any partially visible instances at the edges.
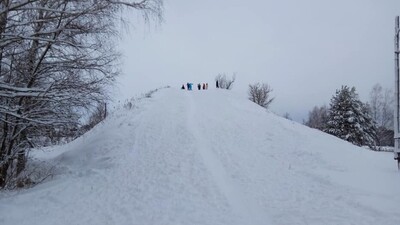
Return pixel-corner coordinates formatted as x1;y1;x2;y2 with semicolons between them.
181;82;209;90
181;80;220;90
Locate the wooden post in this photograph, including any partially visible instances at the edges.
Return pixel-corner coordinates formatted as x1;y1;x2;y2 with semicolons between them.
104;103;107;119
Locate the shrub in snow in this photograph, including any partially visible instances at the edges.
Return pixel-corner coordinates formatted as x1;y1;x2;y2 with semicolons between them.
215;73;236;90
324;86;378;149
248;82;274;109
376;126;394;147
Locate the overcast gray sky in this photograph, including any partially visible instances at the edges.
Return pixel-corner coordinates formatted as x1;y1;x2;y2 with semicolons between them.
114;0;400;122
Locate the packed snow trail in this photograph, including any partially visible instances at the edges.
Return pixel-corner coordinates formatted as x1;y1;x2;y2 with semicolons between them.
1;88;400;225
186;93;269;225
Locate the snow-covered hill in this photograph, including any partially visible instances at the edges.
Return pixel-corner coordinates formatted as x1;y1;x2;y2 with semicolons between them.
1;88;399;225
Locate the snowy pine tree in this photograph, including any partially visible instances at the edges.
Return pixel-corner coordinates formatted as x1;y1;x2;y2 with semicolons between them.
324;86;378;149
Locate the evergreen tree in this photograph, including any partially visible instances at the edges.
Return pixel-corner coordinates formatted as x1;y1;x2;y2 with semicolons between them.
324;86;378;149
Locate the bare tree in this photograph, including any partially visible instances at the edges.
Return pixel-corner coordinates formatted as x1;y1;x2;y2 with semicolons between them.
248;82;274;109
283;112;292;120
369;84;383;124
304;105;328;131
0;0;163;188
369;83;394;129
82;102;107;133
381;88;394;129
368;83;394;147
215;73;236;90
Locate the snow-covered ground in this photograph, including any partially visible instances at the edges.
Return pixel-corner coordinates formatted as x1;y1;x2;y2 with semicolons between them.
1;88;399;225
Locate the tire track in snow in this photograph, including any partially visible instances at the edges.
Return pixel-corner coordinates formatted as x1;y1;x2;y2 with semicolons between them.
185;93;271;225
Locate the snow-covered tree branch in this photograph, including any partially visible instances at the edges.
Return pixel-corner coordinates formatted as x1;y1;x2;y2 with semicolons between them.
0;0;163;188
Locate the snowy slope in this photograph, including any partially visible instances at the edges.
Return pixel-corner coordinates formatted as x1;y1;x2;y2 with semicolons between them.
1;88;399;225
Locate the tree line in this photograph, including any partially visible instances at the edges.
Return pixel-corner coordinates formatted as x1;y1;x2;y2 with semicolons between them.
304;84;394;149
216;74;391;150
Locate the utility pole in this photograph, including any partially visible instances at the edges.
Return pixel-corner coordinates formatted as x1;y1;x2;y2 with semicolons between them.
394;16;400;169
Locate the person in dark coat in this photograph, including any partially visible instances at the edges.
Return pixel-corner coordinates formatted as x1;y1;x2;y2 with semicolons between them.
202;83;206;90
181;84;185;90
216;80;219;88
197;83;201;90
